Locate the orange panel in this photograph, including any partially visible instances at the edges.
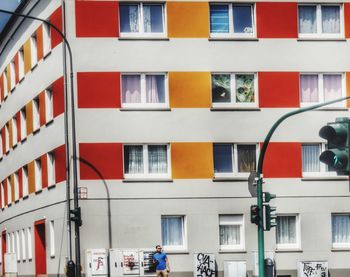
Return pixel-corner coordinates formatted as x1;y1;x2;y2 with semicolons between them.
36;25;44;61
347;72;350;107
167;2;209;38
169;72;211;108
26;102;33;135
14;53;19;84
28;161;35;194
41;154;48;189
171;142;213;179
6;65;11;92
345;4;350;38
8;122;13;149
39;91;46;126
10;175;14;203
24;39;32;74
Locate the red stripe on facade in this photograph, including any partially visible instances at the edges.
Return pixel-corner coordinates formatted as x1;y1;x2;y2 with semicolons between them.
54;145;66;184
75;1;119;37
50;7;63;49
16;112;21;143
79;143;123;180
52;77;64;117
18;168;23;199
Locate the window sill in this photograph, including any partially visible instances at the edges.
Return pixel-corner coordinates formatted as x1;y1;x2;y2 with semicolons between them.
218;249;246;253
20;137;27;144
297;38;346;42
120;107;171;112
123;178;173;183
164;250;189;255
33;128;40;135
275;248;303;253
331;247;350;252
31;64;38;71
22;195;29;200
10;87;16;93
301;176;348;181
46;118;54;126
211;107;260;111
119;37;169;41
213;176;248;182
209;37;258;41
19;77;25;84
35;189;42;195
48;184;56;190
43;51;52;60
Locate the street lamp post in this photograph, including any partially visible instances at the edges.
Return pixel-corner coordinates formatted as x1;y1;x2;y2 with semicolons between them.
0;8;81;276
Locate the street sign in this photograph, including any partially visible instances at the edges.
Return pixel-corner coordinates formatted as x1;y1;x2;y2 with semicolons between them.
248;171;257;197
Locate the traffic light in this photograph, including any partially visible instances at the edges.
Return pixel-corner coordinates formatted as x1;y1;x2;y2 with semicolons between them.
250;205;260;225
319;117;350;175
70;207;82;227
264;205;277;231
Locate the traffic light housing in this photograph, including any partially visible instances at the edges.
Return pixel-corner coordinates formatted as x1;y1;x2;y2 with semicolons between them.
319;117;350;175
264;205;277;231
70;207;82;227
250;205;260;226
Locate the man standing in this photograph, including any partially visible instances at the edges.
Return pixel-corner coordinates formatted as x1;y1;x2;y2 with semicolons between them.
153;245;170;277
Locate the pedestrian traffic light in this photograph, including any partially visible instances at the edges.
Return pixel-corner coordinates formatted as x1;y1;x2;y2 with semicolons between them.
319;117;350;175
70;207;82;227
250;205;260;226
264;205;277;231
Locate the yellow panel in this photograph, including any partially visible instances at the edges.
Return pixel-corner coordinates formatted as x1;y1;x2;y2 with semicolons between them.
171;142;213;179
6;64;11;92
167;2;209;38
10;174;15;203
24;38;32;74
26;102;33;135
28;161;35;194
169;72;211;108
347;72;350;107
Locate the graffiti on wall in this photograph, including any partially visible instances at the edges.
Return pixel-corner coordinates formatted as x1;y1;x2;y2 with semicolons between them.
194;253;215;277
298;261;328;277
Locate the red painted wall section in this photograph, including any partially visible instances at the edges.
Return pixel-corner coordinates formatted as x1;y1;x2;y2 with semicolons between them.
54;145;66;183
79;143;123;180
345;4;350;38
16;112;21;143
75;1;119;37
41;154;48;189
34;221;47;275
259;72;300;108
2;232;6;275
18;168;23;199
52;77;64;117
77;72;121;108
262;142;302;178
256;2;298;38
50;7;63;49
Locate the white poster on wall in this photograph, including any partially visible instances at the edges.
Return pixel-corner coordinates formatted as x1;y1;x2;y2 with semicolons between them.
298;261;328;277
91;249;108;275
194;253;215;277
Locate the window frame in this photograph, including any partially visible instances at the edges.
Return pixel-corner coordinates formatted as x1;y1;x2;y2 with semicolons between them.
213;143;259;179
119;2;167;38
161;215;187;252
276;214;301;250
123;143;171;180
299;73;346;108
298;4;344;39
219;214;245;251
211;73;259;108
332;213;350;249
209;3;256;38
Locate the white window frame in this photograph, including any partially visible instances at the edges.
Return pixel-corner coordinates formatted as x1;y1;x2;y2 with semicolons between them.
16;230;20;261
33;98;40;131
22;165;29;198
276;214;301;250
14;172;19;202
12;116;17;147
211;73;258;108
30;35;38;68
49;220;55;257
20;107;27;141
9;60;16;91
123;144;171;180
18;48;25;81
214;143;259;178
161;215;187;252
332;213;350;249
300;73;345;108
210;3;256;38
35;159;42;192
219;214;245;251
27;227;32;260
21;229;26;261
47;153;55;187
43;22;51;56
298;4;344;39
45;88;54;122
121;73;169;109
119;2;167;38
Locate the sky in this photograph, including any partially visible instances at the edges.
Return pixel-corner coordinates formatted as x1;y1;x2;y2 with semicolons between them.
0;0;23;33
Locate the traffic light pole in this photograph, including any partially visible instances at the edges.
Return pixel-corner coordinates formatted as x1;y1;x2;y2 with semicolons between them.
256;95;350;277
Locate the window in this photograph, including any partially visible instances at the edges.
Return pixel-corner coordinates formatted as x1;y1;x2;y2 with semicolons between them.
219;215;245;250
7;178;12;205
35;159;42;191
47;153;55;187
49;221;55;257
12;116;17;147
276;215;300;249
302;143;335;177
14;172;19;201
18;48;25;81
45;88;53;122
300;73;345;107
211;73;258;108
21;229;26;260
210;4;255;38
1;183;4;209
332;214;350;248
20;107;27;141
121;74;168;108
123;144;170;179
9;61;15;90
30;35;38;68
119;3;166;37
298;4;343;38
3;71;8;98
33;98;40;131
161;215;186;251
5;123;9;153
213;143;257;178
27;227;33;260
16;230;20;261
7;233;11;252
43;22;51;56
22;165;29;197
11;233;15;255
0;132;3;158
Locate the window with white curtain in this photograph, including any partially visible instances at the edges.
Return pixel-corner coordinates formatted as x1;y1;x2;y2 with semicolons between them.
21;229;26;261
219;215;245;250
45;88;54;122
332;214;350;248
47;153;55;187
276;215;300;249
300;73;345;107
5;123;9;153
27;227;33;260
7;178;12;206
35;159;42;191
298;4;343;38
210;3;255;38
213;143;257;178
16;230;21;261
18;48;25;81
123;144;170;179
22;165;29;198
12;116;18;147
49;221;55;257
14;172;19;202
302;143;335;177
121;74;168;108
3;70;8;98
33;98;40;131
31;34;38;68
20;107;27;141
119;3;166;37
211;73;258;108
161;215;186;251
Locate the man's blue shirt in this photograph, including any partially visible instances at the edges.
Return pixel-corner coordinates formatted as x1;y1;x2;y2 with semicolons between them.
153;252;167;270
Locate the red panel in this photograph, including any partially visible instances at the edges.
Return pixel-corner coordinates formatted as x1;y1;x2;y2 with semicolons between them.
2;231;6;275
50;7;63;49
345;4;350;38
256;2;298;38
77;72;121;108
258;72;300;108
79;143;123;180
75;1;119;37
14;53;19;84
52;77;64;117
18;168;23;199
16;112;21;143
3;181;7;206
39;91;46;126
34;221;47;275
54;145;66;183
41;154;48;189
262;142;302;178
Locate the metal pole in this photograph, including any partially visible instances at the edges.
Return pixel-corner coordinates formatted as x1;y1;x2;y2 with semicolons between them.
256;95;350;277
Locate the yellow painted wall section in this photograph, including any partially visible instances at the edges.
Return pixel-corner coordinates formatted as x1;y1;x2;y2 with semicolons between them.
28;161;35;194
167;2;209;38
10;174;15;203
347;72;350;107
6;64;11;92
26;102;33;135
24;38;32;74
171;142;213;179
169;72;211;108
